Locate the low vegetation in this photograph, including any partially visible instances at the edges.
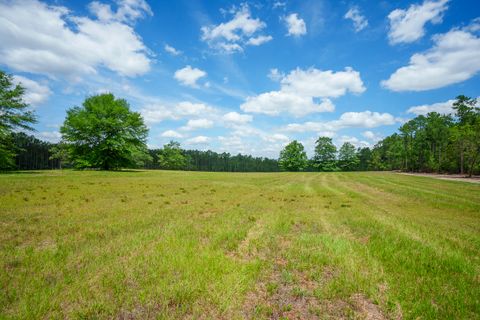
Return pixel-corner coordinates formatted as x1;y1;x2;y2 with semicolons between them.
1;170;479;319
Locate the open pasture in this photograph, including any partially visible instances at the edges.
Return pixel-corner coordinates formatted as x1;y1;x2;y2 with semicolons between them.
1;171;479;319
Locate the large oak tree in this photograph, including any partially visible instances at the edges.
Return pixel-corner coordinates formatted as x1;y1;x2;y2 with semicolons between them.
60;93;150;170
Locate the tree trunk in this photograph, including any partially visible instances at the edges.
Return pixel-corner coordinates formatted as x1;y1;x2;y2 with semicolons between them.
460;150;464;175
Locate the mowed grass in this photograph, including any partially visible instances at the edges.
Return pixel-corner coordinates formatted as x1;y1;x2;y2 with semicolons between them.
0;171;479;319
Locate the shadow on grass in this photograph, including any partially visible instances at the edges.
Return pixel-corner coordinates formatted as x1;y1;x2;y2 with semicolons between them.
1;169;146;174
0;170;47;175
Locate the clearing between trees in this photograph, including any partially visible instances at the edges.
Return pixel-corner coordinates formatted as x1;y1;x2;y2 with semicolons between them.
1;171;479;319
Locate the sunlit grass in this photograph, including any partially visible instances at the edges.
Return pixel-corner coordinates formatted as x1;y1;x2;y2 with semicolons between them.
1;170;479;319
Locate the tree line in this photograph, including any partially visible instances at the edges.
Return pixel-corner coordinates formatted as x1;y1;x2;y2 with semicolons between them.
277;95;480;176
1;70;479;175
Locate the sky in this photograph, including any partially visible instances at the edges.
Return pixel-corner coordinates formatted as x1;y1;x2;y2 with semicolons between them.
0;0;479;158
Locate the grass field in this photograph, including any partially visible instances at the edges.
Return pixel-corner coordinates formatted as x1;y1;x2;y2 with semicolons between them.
1;171;479;319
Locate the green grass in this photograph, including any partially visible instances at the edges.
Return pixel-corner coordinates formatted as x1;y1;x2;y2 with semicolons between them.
0;170;479;319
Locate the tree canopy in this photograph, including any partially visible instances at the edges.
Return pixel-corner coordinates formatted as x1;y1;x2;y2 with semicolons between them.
157;141;188;170
312;136;338;171
278;140;308;171
0;71;36;169
338;142;359;171
60;93;150;170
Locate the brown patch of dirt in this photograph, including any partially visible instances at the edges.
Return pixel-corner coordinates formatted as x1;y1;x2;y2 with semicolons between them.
351;293;386;320
242;255;347;319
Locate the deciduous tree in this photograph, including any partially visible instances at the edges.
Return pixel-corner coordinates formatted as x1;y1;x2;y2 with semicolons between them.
312;136;338;171
278;140;308;172
60;93;150;170
0;70;36;169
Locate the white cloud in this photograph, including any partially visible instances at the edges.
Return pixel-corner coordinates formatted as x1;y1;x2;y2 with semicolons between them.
0;0;151;80
344;7;368;32
222;112;253;125
185;136;210;145
268;68;283;81
281;67;366;98
181;119;214;131
246;35;273;46
201;4;271;53
262;133;290;143
13;75;51;106
141;101;215;125
407;99;455;115
36;131;61;143
174;66;207;87
362;131;383;142
387;0;449;45
382;26;480;91
241;92;334;117
88;0;152;24
285;111;396;132
241;67;365;117
284;13;307;37
161;130;183;138
337;135;371;148
164;44;181;56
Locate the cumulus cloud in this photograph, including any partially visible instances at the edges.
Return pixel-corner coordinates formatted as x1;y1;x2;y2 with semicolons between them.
241;67;365;117
344;7;368;32
88;0;152;24
281;67;366;98
362;131;383;142
387;0;449;45
246;35;273;46
222;112;253;125
242;92;334;117
407;99;456;115
141;101;215;125
161;130;183;138
174;66;207;87
0;0;152;80
164;44;181;56
337;135;371;148
201;4;271;53
13;75;51;106
181;119;214;131
185;136;210;145
284;111;396;133
382;25;480;91
284;13;307;36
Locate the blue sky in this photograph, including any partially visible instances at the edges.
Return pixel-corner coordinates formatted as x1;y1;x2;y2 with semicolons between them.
1;0;479;157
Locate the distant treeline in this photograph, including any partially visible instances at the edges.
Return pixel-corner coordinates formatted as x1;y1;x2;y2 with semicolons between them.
8;133;280;172
146;148;280;172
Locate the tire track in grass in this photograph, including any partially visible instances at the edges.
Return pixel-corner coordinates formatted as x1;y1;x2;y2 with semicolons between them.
335;173;480;260
364;174;480;210
327;173;479;319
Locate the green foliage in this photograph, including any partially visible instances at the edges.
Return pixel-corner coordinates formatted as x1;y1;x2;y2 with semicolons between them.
312;136;338;171
338;142;359;171
370;95;480;175
278;140;308;171
158;141;187;170
60;93;150;170
0;70;37;169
